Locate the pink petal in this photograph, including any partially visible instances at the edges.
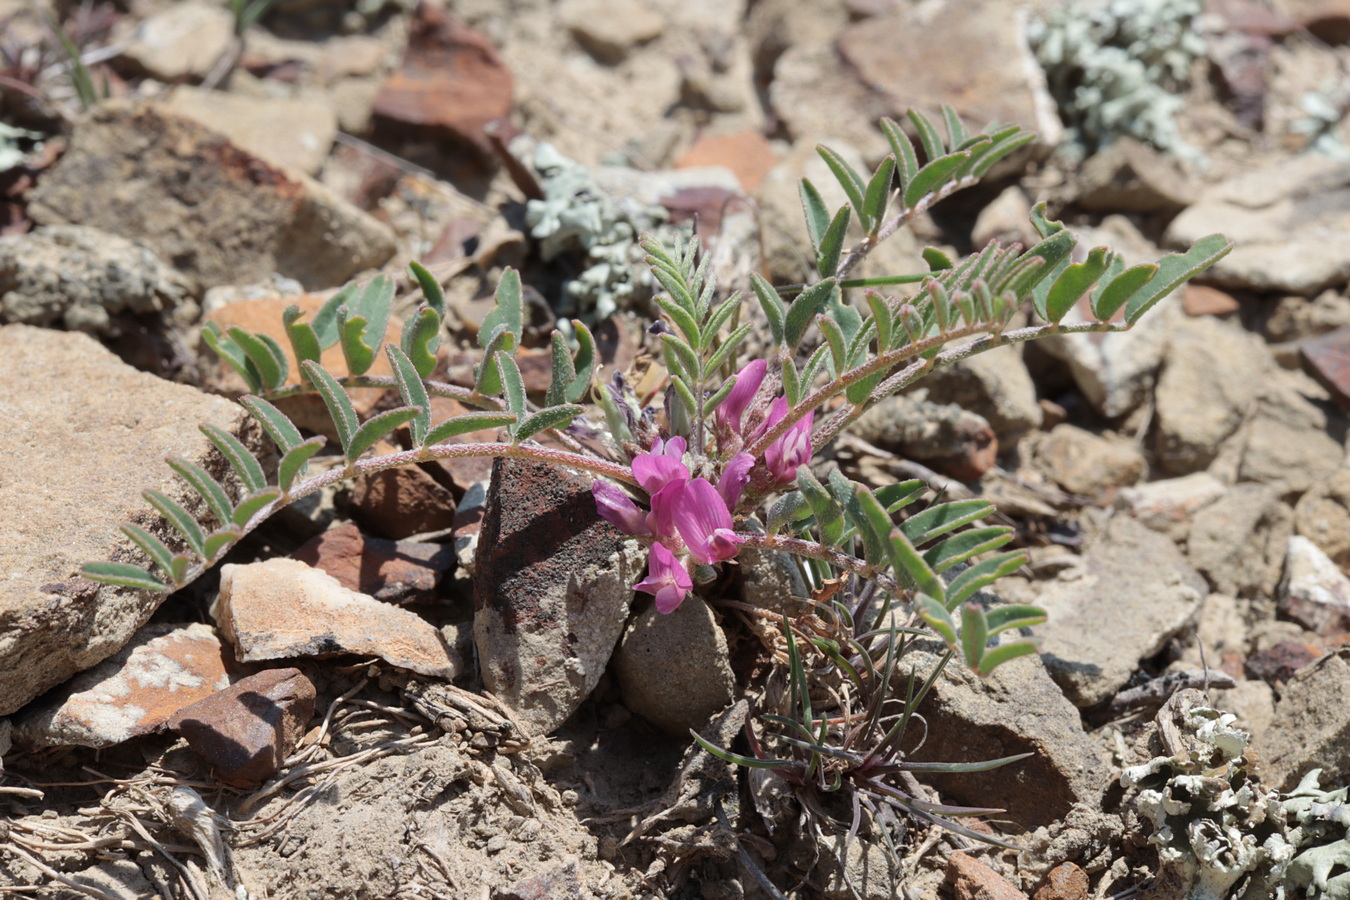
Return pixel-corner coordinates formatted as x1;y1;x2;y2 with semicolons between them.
715;359;768;436
634;542;693;614
632;436;691;494
671;478;743;565
765;410;814;484
592;482;650;535
717;452;756;510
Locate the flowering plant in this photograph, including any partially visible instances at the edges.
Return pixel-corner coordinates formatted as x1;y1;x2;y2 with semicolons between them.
83;107;1231;861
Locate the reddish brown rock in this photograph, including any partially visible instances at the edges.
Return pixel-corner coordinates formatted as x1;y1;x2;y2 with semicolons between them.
947;851;1030;900
14;623;236;749
372;5;513;156
168;668;315;787
1033;862;1089;900
202;293;407;437
216;558;460;678
837;0;1060;145
350;440;458;539
474;458;645;736
1183;284;1241;317
1300;327;1350;411
1283;0;1350;42
1245;641;1323;687
676;131;780;193
500;860;585;900
291;522;454;603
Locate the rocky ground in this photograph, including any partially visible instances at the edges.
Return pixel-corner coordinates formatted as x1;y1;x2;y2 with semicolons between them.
4;0;1350;898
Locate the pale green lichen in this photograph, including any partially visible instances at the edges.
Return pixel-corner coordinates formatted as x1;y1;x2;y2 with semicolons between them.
1121;701;1293;900
1029;0;1207;162
1283;770;1350;899
522;142;686;323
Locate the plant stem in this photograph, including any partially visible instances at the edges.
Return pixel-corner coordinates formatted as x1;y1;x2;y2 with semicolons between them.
747;318;1128;459
736;532;905;602
834;176;978;282
264;375;497;409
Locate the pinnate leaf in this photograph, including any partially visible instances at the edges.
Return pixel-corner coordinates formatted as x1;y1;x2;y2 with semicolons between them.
278;436;325;492
240;395;302;453
424;411;517;446
515;404;584;442
201;425;266;494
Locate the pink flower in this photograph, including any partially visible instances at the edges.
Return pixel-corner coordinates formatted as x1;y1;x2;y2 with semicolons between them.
635;542;693;614
666;477;744;565
632;436;689;494
715;359;767;436
717;452;755;510
593;482;649;535
764;408;813;485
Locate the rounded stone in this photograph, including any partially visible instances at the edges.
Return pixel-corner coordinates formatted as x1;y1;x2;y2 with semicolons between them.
615;597;735;736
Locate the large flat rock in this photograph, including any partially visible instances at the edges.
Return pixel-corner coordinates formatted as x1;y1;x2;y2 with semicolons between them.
27;101;395;291
1031;516;1207;708
0;325;256;716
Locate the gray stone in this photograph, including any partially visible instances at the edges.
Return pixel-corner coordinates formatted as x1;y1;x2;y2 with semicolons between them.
1074;137;1198;213
120;0;234;81
1154;315;1271;476
1118;472;1227;541
614;597;735;736
1165;157;1350;293
1238;371;1347;498
1188;484;1294;598
1032;424;1145;497
0;225;193;334
27;102;395;291
1032;516;1206;708
1280;536;1350;635
474;458;646;737
835;0;1063;151
1257;648;1350;790
899;641;1107;830
737;543;808;613
1294;467;1350;571
818;833;901;900
0;325;256;716
559;0;665;62
921;345;1043;445
164;87;338;176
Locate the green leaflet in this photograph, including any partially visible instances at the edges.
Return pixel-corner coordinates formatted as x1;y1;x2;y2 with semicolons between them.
80;562;168;592
346;407;421;463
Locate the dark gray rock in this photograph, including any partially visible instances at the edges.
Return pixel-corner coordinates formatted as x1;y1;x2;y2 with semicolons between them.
27;102;394;291
473;458;645;737
0;225;192;333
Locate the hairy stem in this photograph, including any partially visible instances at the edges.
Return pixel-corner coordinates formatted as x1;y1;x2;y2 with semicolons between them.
264;375;498;409
835;176;977;282
749;318;1128;459
736;532;906;602
809;319;1129;451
